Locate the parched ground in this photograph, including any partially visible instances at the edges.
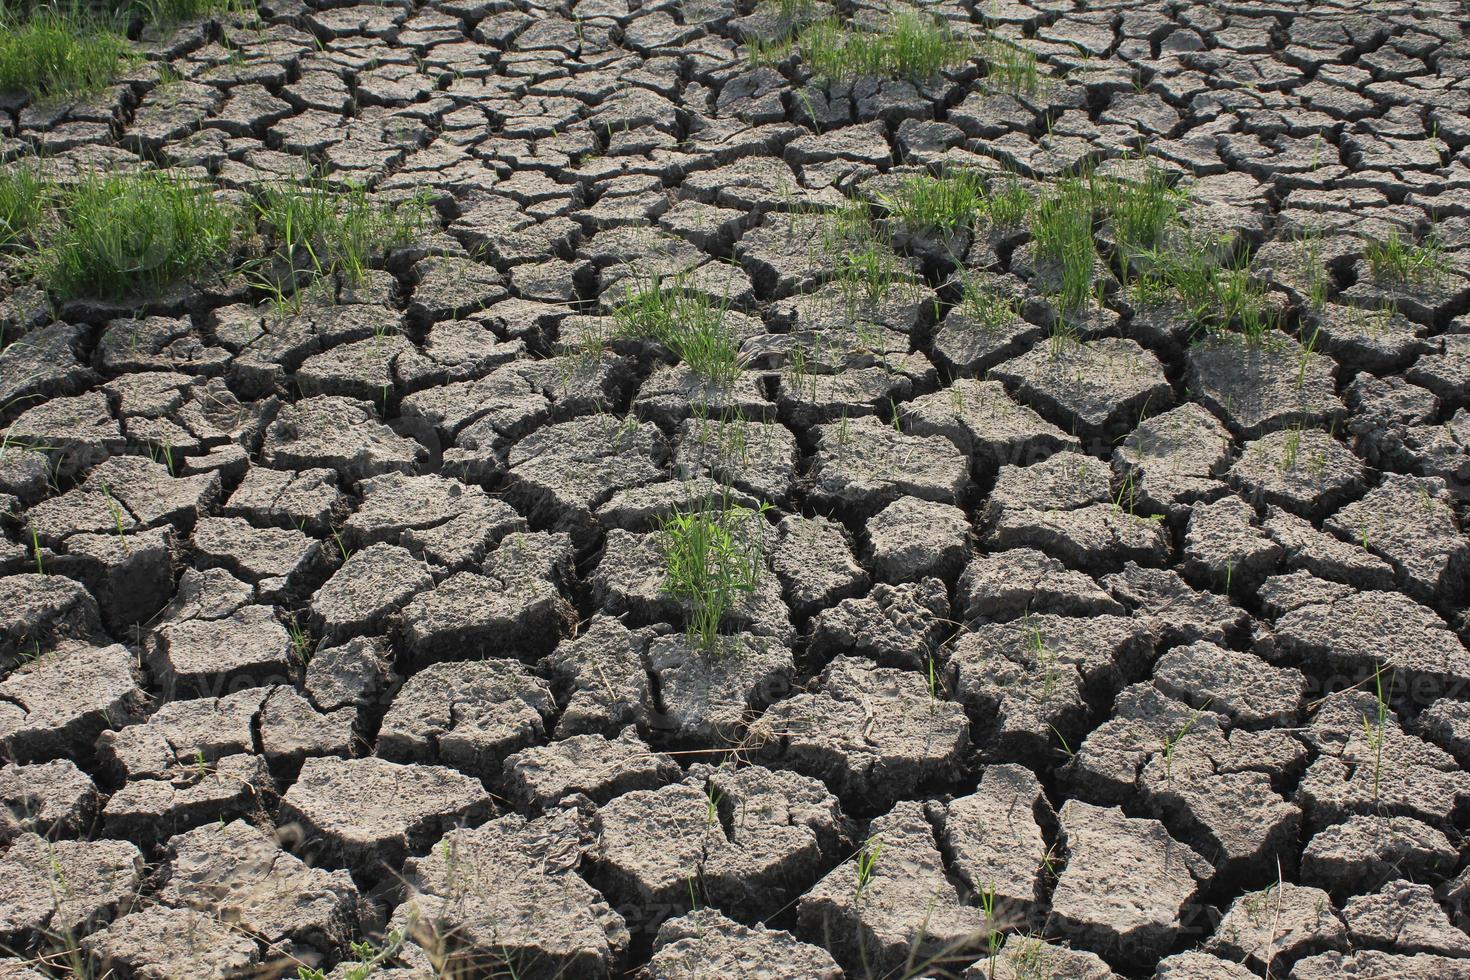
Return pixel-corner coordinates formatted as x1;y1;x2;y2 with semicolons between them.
4;0;1470;978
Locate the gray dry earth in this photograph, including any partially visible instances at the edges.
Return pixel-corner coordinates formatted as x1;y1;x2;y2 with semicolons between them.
4;0;1470;979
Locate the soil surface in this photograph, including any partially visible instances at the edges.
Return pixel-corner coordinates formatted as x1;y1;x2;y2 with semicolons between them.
3;1;1470;979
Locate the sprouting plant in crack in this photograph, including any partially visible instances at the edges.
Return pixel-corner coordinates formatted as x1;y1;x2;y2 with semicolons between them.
1049;724;1075;760
29;521;44;575
286;616;315;668
1363;228;1447;285
1161;699;1212;780
1363;660;1390;801
659;496;770;652
854;836;883;899
704;783;722;830
978;884;1002;977
613;275;740;384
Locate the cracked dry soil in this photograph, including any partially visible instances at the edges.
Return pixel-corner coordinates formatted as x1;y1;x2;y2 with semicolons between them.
4;0;1470;978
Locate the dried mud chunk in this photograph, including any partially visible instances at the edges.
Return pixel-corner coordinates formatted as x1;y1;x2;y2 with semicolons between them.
865;497;971;583
0;321;93;409
645;633;793;746
796;800;989;976
85;906;259;980
149;604;293;696
279;757;492;876
962;938;1117;979
190;516;325;594
938;764;1054;925
0;759;98;842
377;660;554;780
258;685;356;768
990;338;1172;443
1342;879;1470;957
503;727;679;811
402;562;573;665
1152;951;1255;979
160;819;359;949
809;415;970;517
1262;505;1396;590
0;641;144;763
1307;302;1432;374
673;415;799;506
96;687;263;780
1113;402;1233;522
1181;495;1282;591
986;502;1172;573
0;573;103;667
393;810;628;980
544;616;655;738
1324;473;1469;603
950;614;1152;763
1152;642;1306;728
901;377;1078;475
101;753;272;846
345;471;526;570
1139;730;1303;880
81;455;220;532
223;466;342;534
1067;683;1226;806
592;528;792;645
505;415;667;546
1186;335;1343;439
1206;882;1345;971
1102;563;1250;646
3;392;124;478
957;548;1123;623
1407;333;1470;410
310;542;432;643
752;655;968;812
1291;949;1470;980
986;450;1110;517
632;365;772;431
770;514;867;617
809;578;949;670
1301;815;1457;896
261;395;426;481
1227;428;1366;519
1269;578;1470;687
0;834;142;946
648;908;842;980
1294;691;1470;829
1049;800;1212;968
58;527;175;632
595;765;847;927
929;291;1044;378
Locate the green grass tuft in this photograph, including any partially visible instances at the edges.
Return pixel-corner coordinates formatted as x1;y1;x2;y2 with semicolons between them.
880;169;987;236
37;170;239;301
0;166;50;249
980;34;1041;96
798;12;971;82
253;181;432;289
0;8;136;98
613;276;741;384
1030;177;1096;311
660;497;769;652
1363;229;1446;284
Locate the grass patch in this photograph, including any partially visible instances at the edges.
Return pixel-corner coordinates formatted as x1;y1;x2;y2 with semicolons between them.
980;33;1041;96
956;274;1021;332
36;170;238;300
660;497;769;652
0;8;137;98
0;166;50;249
1363;229;1446;284
613;276;741;384
1131;243;1281;344
796;11;971;81
253;181;432;290
1030;177;1096;311
880;169;987;236
1097;164;1185;257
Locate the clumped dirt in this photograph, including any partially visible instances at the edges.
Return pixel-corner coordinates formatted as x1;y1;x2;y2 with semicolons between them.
3;1;1470;978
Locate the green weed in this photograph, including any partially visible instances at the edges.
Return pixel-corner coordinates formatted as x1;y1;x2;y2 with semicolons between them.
1363;229;1446;284
660;496;770;651
36;170;238;301
613;276;741;384
980;34;1041;96
0;166;49;249
880;169;987;236
0;8;136;97
799;12;971;82
253;181;431;289
1030;177;1095;311
854;836;883;897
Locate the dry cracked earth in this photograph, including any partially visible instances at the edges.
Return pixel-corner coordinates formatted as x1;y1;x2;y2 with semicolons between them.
6;0;1470;978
